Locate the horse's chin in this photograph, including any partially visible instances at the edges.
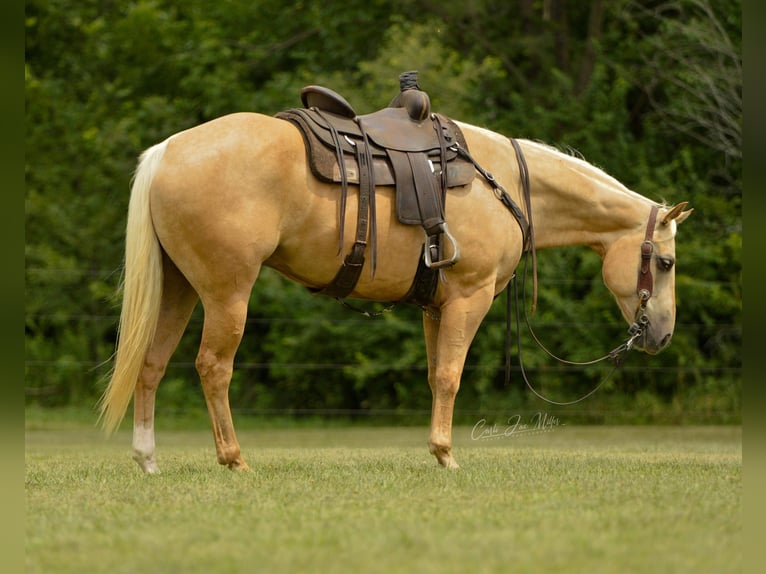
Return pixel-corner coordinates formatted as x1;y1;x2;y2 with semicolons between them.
633;331;672;355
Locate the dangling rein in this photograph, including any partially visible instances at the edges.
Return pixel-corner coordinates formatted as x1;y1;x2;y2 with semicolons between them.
500;140;655;406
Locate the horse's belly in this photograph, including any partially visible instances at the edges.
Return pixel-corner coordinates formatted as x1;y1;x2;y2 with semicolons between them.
265;195;427;301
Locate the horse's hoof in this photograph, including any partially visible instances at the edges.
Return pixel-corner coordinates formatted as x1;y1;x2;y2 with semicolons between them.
430;444;460;469
133;453;161;474
439;457;460;470
227;459;251;472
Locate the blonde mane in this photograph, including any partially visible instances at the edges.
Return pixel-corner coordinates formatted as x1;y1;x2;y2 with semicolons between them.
457;122;658;209
518;140;655;206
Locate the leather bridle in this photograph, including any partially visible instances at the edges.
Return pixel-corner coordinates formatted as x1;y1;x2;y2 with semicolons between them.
629;204;660;341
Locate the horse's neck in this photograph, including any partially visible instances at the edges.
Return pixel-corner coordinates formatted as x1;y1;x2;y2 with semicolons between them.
518;140;652;255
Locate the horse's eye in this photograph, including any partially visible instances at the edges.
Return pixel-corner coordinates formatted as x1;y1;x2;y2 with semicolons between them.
657;256;675;271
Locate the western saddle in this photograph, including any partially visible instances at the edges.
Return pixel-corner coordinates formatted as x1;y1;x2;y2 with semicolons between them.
275;71;477;303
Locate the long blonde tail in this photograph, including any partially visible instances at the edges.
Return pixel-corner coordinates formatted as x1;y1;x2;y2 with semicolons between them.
98;140;169;434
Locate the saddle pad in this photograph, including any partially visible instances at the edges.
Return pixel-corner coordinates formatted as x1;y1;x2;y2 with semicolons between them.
277;109;395;184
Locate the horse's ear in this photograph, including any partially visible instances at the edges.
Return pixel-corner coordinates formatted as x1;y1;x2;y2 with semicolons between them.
661;202;693;225
675;207;693;225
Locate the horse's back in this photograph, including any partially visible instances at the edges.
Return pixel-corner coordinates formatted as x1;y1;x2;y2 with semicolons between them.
159;112;304;181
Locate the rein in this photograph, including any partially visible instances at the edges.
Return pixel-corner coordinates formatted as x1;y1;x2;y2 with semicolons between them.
506;249;645;406
502;141;660;405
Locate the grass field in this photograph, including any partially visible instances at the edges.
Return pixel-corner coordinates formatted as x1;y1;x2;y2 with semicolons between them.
26;420;741;573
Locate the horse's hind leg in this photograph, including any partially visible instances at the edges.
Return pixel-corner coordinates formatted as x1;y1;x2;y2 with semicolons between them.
195;291;252;471
133;254;199;474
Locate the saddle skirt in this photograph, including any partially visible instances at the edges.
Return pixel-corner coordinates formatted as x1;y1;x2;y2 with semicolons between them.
276;105;475;225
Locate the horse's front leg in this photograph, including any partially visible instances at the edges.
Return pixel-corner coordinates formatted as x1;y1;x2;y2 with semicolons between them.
423;287;495;469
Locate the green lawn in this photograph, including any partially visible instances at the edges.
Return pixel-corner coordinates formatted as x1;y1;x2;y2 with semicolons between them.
26;423;741;573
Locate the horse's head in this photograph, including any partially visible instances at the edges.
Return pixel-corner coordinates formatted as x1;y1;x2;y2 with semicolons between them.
602;202;693;354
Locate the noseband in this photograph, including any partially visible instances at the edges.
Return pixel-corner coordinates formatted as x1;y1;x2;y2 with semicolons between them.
629;205;659;341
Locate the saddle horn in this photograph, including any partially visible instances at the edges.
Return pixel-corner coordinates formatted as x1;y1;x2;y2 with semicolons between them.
388;70;431;121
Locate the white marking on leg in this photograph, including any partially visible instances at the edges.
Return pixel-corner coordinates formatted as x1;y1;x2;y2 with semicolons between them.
132;422;160;474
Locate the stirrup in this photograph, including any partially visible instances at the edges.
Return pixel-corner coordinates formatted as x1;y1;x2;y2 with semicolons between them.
424;224;460;269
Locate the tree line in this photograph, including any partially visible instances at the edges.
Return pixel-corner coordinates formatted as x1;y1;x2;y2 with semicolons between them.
25;0;741;423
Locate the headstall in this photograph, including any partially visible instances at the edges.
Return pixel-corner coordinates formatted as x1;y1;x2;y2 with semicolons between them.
631;204;659;337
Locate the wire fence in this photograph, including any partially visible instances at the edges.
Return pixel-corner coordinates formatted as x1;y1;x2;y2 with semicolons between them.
26;267;742;423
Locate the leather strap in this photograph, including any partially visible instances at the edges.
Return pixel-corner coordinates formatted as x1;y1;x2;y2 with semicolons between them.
316;131;375;298
313;109;349;255
432;114;449;193
637;205;659;300
401;245;440;307
509;138;537;312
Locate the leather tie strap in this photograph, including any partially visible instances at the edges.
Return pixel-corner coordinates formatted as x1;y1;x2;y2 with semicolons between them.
637;205;659;301
316;125;376;298
313;109;350;255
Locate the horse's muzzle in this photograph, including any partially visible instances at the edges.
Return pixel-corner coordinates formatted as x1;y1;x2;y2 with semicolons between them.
634;328;672;355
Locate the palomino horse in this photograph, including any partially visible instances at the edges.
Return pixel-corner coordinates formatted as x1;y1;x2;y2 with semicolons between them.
99;112;692;473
